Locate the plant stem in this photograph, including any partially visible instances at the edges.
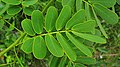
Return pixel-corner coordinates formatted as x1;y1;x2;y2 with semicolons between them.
0;33;26;57
42;0;54;14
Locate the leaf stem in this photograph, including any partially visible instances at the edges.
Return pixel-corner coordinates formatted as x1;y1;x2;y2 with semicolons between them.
0;33;26;57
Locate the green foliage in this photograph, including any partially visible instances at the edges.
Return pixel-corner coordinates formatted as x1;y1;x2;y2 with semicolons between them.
0;0;119;67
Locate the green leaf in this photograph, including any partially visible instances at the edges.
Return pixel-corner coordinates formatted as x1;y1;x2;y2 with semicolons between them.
45;34;64;57
0;19;5;30
74;63;86;67
66;61;72;67
45;6;58;32
23;7;34;16
56;5;71;30
31;10;44;34
76;0;83;11
89;0;116;8
66;32;92;57
62;0;75;8
65;9;86;29
22;0;38;7
56;33;77;61
58;56;67;67
93;3;118;24
75;57;96;64
72;20;96;33
21;19;35;36
2;0;21;5
72;31;106;43
21;38;34;54
7;6;22;15
33;36;46;59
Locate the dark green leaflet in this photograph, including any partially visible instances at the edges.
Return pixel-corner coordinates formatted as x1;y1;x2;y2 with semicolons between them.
89;0;116;8
66;32;92;57
56;33;77;61
45;34;64;57
56;5;71;30
21;38;34;54
72;31;106;44
93;3;118;25
33;36;46;59
65;9;86;29
2;0;21;5
7;6;22;15
21;19;35;36
22;0;38;7
45;6;58;32
72;20;96;33
31;10;44;34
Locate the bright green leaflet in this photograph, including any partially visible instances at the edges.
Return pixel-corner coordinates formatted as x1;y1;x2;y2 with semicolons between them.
7;6;22;15
21;38;34;54
45;34;64;57
65;9;86;29
2;0;21;5
76;0;83;11
62;0;74;8
93;4;118;25
75;57;96;64
31;10;44;34
74;63;86;67
66;32;92;57
56;33;77;61
56;5;71;30
22;0;38;7
72;20;96;33
23;7;34;16
58;56;67;67
72;31;106;44
89;0;116;8
45;6;58;32
21;19;35;36
33;36;46;59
